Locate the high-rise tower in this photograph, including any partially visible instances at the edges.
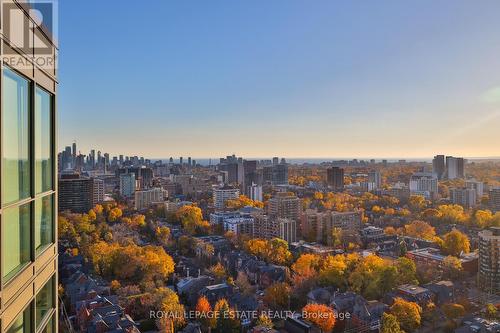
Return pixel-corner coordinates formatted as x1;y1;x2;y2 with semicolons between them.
0;1;58;332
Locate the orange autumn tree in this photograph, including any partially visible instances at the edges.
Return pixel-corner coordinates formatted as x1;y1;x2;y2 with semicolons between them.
291;253;320;284
302;303;336;332
384;226;398;236
195;296;216;330
244;238;268;258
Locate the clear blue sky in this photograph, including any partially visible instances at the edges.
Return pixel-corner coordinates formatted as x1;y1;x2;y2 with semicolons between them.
58;0;500;158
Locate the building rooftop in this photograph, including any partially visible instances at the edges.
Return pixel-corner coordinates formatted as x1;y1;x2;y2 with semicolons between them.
204;283;230;291
408;247;478;263
398;284;430;296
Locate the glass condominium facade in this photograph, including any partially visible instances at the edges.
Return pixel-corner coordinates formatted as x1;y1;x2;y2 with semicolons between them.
0;1;58;333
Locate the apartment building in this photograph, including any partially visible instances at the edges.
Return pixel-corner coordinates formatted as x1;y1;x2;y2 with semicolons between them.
213;186;239;211
432;155;445;180
134;187;166;210
277;218;297;243
58;173;93;213
268;192;301;222
407;247;478;274
409;172;438;200
92;178;105;206
465;179;484;199
386;182;410;201
326;167;344;191
248;183;263;202
0;1;58;333
489;188;500;213
223;216;255;237
445;156;465;179
478;227;500;293
253;214;296;243
450;187;477;208
301;209;327;243
367;170;382;190
302;209;362;245
119;173;136;197
116;166;153;190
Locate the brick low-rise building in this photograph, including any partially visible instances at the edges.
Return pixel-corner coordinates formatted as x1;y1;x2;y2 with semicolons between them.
406;247;478;274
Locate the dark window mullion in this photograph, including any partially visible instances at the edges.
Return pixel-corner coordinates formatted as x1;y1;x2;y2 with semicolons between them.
30;81;35;263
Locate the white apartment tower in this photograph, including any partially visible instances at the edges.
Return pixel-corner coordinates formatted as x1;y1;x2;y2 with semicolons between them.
409;172;438;199
213;187;240;210
248;183;263;202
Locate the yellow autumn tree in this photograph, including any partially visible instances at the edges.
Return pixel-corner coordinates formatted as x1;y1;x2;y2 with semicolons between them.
226;195;264;209
108;207;123;222
390;297;422;332
442;229;470;256
404;220;437;241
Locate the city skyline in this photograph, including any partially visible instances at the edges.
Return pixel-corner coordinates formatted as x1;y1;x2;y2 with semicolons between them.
58;141;500;162
58;0;500;157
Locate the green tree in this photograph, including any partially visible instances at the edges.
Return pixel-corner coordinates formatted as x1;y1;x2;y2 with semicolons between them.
349;255;398;300
266;238;292;265
442;255;463;280
396;257;418;285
